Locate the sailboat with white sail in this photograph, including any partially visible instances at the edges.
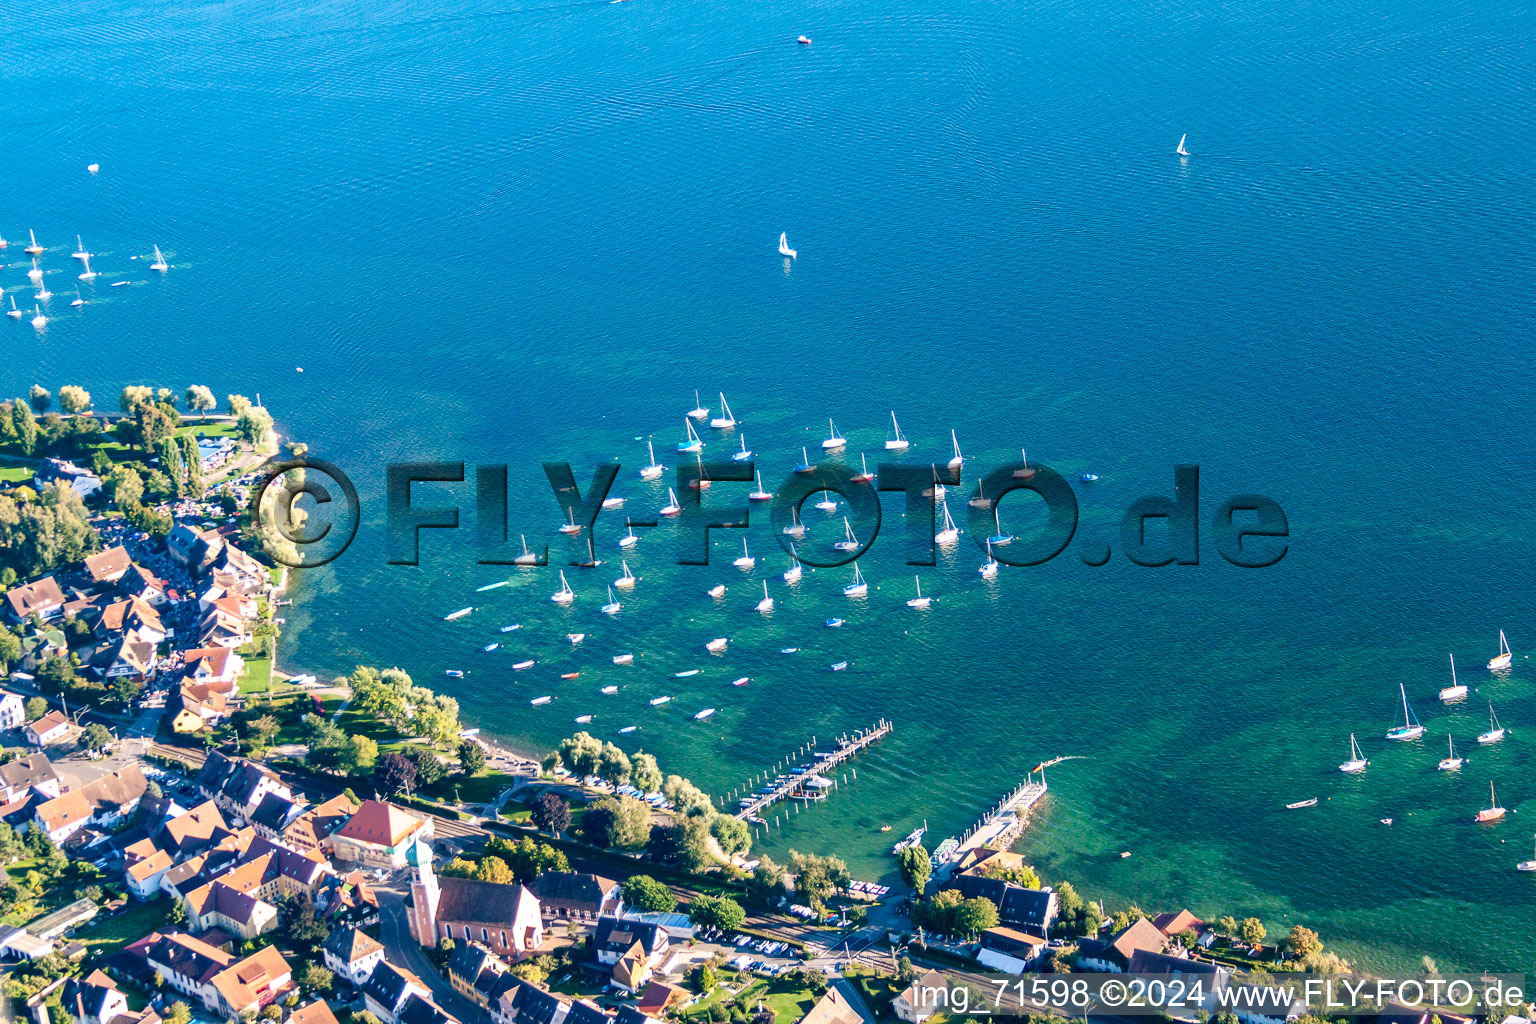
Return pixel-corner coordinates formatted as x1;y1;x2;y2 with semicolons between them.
778;232;796;258
842;563;868;597
948;430;965;469
688;390;710;420
640;440;664;480
822;418;846;450
935;499;959;545
1439;653;1468;701
551;571;575;605
815;490;838;513
1386;682;1424;740
906;576;932;609
1437;733;1464;771
1176;134;1189;157
150;245;168;272
677;418;704;453
885;411;910;451
601;586;622;615
1478;702;1507;745
1339;733;1368;774
659;488;682;517
710;393;737;429
756;580;774;613
834;517;860;552
1489;630;1513;671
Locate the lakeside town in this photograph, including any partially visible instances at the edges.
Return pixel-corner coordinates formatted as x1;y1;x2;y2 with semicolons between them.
0;385;1522;1024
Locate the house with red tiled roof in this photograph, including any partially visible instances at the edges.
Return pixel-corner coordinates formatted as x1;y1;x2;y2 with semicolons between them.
25;710;72;747
138;931;294;1018
84;546;132;585
4;576;66;624
330;800;433;869
283;792;358;854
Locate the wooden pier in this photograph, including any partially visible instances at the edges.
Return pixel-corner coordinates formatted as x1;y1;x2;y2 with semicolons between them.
937;763;1055;869
730;719;892;821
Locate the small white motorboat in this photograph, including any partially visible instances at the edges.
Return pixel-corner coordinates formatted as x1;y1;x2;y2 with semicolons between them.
825;617;844;628
444;607;474;621
567;633;586;644
780;647;799;654
530;696;553;706
575;715;594;724
695;708;717;720
830;661;848;671
613;653;634;665
649;696;672;706
731;676;750;686
675;669;700;678
602;685;619;694
602;496;625;510
499;623;523;633
482;643;500;653
513;660;536;670
444;669;464;678
619;725;638;734
797;35;811;44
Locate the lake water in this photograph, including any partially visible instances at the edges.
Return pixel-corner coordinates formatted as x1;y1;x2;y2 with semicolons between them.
2;0;1534;973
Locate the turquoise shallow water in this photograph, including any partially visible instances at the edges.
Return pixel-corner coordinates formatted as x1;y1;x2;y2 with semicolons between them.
3;0;1535;974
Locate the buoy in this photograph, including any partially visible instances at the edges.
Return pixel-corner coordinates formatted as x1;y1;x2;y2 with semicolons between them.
296;367;304;373
87;163;100;174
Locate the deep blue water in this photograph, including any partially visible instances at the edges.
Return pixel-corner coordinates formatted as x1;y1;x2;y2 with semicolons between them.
3;0;1535;972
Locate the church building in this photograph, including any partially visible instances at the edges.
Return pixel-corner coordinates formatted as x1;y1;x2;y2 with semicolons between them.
406;839;544;958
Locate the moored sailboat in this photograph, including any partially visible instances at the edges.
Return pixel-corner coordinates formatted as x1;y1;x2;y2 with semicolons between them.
885;411;910;451
1478;702;1507;745
1476;780;1507;823
615;559;637;588
1439;654;1468;701
551;571;575;605
935;498;959;545
906;575;931;609
756;580;774;613
710;393;737;429
1437;733;1464;771
843;562;869;597
822;418;846;450
688;390;710;420
1339;733;1368;774
640;439;664;480
1489;630;1513;671
677;418;704;453
1385;682;1425;740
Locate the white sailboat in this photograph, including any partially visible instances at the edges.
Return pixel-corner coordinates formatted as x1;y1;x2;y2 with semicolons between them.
514;534;540;566
1489;630;1513;671
783;546;803;582
969;480;991;509
677;418;704;453
925;465;947;499
1385;682;1425;740
978;539;999;578
778;232;796;259
794;446;815;474
935;498;959;545
25;230;43;255
659;488;682;516
640;440;664;480
1176;133;1189;157
27;259;42;281
35;276;51;301
688;389;709;420
601;586;622;615
906;575;932;609
732;538;755;569
1437;733;1464;771
149;245;168;272
732;435;754;462
815;489;839;512
834;516;860;552
1338;733;1368;774
70;290;84;307
706;637;729;652
783;504;806;538
1479;703;1507;745
842;562;869;597
756;580;774;613
615;559;637;588
852;453;873;484
78;254;98;280
72;236;88;260
986;507;1014;546
948;429;964;469
822;418;846;450
707;584;727;598
619;522;639;548
30;305;46;328
710;393;737;429
749;471;772;501
885;411;910;451
1438;653;1468;701
551;570;575;605
6;297;22;319
1013;447;1035;479
558;508;581;535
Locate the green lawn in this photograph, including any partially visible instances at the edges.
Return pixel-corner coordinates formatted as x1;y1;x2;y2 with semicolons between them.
74;897;173;954
424;770;514;805
681;979;822;1023
239;656;273;695
176;422;239;440
0;464;31;484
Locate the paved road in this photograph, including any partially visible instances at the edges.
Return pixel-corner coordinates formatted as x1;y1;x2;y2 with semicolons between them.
376;887;489;1023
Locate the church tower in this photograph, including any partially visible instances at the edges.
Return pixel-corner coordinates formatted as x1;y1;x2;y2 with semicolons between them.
406;838;440;947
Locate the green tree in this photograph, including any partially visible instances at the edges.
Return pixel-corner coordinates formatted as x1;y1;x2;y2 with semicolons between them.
475;856;515;885
597;742;632;787
185;385;216;419
227;394;252;417
688;894;746;933
374;753;417;795
345;734;379;773
710;814;751;857
0;627;21;675
675;815;713;871
236;405;276;451
103;466;145;508
663;774;713;816
898;844;932;892
81;723;112;754
622;875;677;913
631;751;663;793
787;850;849;912
1287;925;1323;961
297;964;333;993
24;697;48;722
410;750;445;787
1239;917;1267;947
457;741;486;775
581;795;650;850
980;861;1040;889
179;433;205;496
955;896;999;938
58;386;91;415
28;386;50;414
11;401;38;456
165;1004;191;1024
154;436;184;496
557;732;603;778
